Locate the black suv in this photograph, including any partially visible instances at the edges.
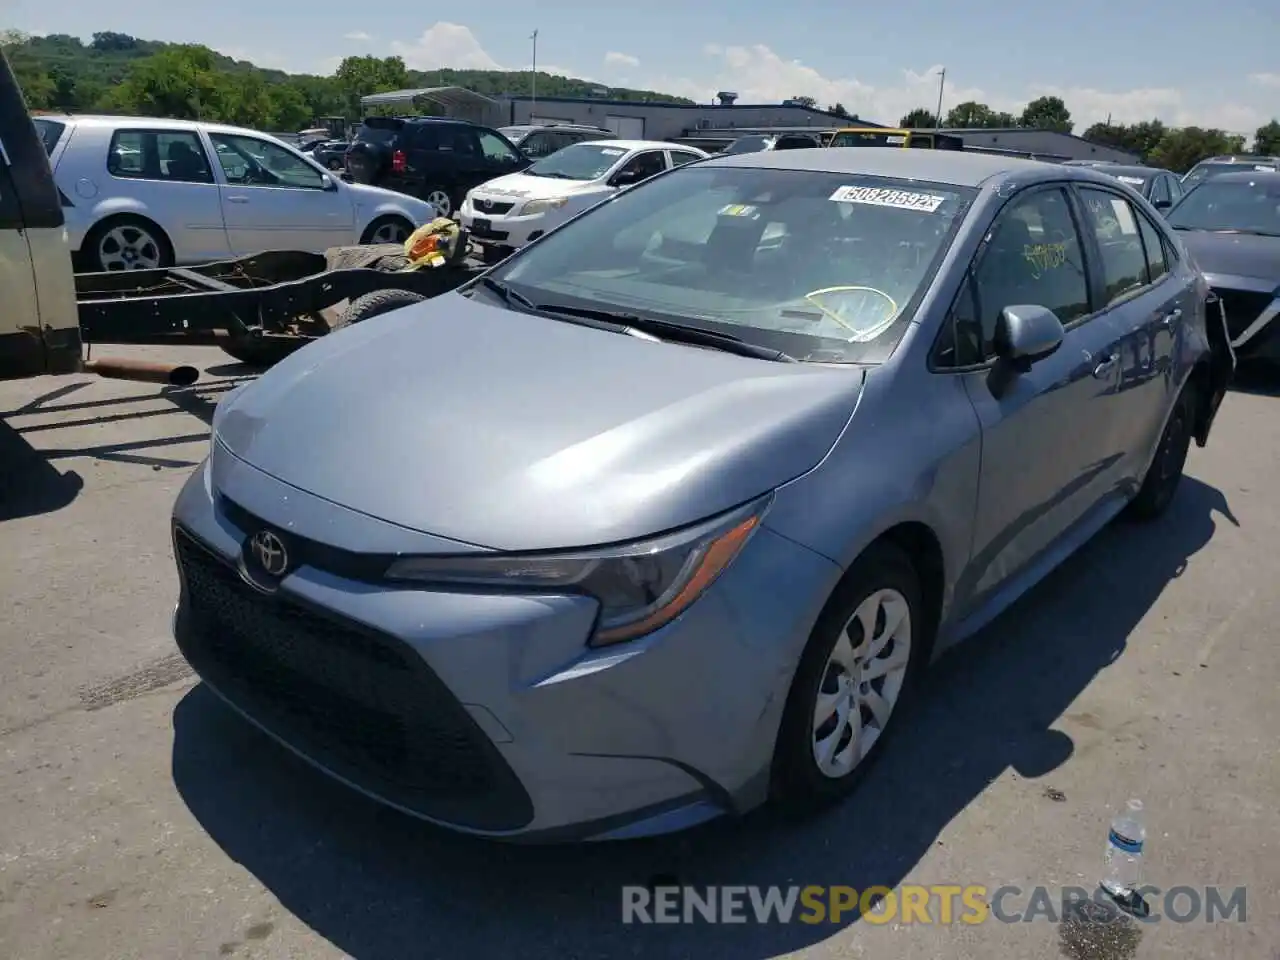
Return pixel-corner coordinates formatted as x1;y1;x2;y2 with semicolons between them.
345;117;529;217
496;123;616;159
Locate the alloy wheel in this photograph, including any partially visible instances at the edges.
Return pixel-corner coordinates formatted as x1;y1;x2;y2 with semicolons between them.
812;588;912;779
425;190;452;217
369;220;410;244
98;224;162;271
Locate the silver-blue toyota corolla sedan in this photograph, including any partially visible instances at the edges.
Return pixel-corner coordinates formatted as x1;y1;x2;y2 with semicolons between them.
172;148;1235;842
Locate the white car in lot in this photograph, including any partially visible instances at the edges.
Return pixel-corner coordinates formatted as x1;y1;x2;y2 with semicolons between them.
458;139;709;260
34;115;439;271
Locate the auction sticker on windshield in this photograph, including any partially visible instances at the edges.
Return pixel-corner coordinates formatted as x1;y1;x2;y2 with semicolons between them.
1117;176;1145;185
601;148;625;156
829;185;945;212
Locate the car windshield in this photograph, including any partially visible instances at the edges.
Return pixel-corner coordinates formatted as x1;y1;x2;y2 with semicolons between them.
1166;178;1280;236
1184;161;1276;185
830;131;909;148
356;124;399;145
485;165;975;363
499;126;531;145
31;117;65;154
524;142;629;180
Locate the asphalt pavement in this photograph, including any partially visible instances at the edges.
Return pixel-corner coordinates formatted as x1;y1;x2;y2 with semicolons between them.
0;346;1276;960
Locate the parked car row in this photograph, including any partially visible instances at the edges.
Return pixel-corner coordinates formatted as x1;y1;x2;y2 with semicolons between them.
33;114;440;271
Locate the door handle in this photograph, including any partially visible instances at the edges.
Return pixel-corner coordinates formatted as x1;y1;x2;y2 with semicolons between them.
1092;353;1118;378
1160;308;1181;328
226;196;250;204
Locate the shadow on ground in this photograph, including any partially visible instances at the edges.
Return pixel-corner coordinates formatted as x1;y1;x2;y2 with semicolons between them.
0;373;253;518
171;478;1235;960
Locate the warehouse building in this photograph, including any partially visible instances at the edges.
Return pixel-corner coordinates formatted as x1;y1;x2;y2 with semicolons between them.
939;127;1140;163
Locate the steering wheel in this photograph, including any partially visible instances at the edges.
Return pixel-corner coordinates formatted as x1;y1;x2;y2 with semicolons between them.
803;285;900;341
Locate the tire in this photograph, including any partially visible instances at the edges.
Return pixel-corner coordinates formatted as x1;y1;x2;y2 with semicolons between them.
360;215;414;246
81;215;174;272
770;541;926;813
332;289;427;331
1126;380;1196;521
219;334;310;368
421;185;454;218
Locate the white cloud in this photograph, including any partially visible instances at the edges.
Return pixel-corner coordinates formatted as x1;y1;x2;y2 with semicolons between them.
1249;72;1280;88
390;22;502;70
344;31;374;42
604;51;639;68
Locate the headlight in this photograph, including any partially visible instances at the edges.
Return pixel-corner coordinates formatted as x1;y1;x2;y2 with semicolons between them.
521;197;568;215
385;495;771;646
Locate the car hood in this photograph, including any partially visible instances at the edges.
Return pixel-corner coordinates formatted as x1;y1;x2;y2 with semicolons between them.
1178;229;1280;284
213;293;865;551
472;172;604;202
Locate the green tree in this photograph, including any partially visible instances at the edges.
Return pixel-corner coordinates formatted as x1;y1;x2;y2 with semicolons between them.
827;102;849;117
113;44;231;119
1021;95;1072;133
1148;127;1240;173
989;111;1018;126
899;106;936;128
944;100;997;128
334;55;408;115
1254;120;1280;156
789;94;817;108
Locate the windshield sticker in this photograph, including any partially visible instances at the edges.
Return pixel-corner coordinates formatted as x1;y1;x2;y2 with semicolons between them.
886;135;906;145
600;148;625;156
1117;175;1145;185
828;185;945;212
718;203;759;217
1256;165;1274;171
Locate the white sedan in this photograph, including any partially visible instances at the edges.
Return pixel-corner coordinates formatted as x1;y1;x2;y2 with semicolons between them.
34;114;439;271
458;139;709;260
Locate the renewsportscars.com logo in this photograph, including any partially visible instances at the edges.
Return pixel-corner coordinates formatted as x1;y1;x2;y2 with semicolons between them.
621;884;1248;925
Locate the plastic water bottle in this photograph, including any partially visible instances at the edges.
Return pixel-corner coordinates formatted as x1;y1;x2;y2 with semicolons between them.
1101;798;1145;899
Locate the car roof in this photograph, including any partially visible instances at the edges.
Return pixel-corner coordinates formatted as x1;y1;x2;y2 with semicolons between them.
702;146;1085;188
1093;164;1168;179
33;113;307;144
1196;169;1280;184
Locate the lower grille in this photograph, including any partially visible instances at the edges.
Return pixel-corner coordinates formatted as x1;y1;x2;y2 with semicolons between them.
1212;287;1275;342
173;528;533;831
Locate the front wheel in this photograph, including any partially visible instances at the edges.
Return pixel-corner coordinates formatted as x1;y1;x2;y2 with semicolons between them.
1126;382;1195;521
360;215;414;246
771;542;925;812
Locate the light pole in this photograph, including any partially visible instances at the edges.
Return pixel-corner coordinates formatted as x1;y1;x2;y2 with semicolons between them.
933;67;946;131
530;29;539;118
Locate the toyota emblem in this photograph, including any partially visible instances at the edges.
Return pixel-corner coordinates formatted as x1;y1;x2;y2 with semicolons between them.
248;529;290;577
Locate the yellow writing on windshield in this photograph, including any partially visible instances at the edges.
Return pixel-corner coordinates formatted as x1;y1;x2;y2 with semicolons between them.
1022;242;1067;279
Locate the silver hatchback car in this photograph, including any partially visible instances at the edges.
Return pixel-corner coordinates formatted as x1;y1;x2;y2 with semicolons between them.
172;149;1234;842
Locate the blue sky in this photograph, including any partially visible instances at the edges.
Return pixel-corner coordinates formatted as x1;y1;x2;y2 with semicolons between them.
8;0;1279;134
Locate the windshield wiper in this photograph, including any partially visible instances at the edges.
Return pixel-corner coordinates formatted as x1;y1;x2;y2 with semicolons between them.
477;276;536;310
1209;228;1280;237
531;303;796;362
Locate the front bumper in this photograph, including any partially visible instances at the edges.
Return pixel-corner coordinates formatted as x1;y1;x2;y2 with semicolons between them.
170;449;841;841
1202;274;1280;360
458;196;556;249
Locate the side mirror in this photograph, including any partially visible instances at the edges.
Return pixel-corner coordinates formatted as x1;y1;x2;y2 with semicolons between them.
1152;197;1172;210
320;174;339;191
988;304;1064;397
609;170;640;188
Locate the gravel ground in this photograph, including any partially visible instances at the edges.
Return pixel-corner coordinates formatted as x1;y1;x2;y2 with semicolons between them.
0;346;1276;960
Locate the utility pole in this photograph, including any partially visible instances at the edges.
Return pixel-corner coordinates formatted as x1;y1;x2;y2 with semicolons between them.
934;67;946;131
530;29;539;119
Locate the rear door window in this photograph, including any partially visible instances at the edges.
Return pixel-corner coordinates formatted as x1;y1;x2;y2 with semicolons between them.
1077;187;1149;304
32;118;65;155
108;129;214;183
